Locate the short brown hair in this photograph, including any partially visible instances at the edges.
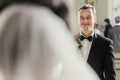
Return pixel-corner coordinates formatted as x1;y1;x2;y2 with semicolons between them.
78;4;96;15
115;16;120;23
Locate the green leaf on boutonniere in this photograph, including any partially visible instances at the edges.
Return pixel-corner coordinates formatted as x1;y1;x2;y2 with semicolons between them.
76;37;83;49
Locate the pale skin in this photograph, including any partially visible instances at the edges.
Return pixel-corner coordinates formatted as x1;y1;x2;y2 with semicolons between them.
79;8;97;36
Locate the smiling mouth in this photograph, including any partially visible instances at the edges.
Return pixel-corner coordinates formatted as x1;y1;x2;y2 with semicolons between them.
83;24;89;26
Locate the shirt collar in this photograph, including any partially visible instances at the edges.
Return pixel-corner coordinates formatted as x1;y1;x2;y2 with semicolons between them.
79;31;94;37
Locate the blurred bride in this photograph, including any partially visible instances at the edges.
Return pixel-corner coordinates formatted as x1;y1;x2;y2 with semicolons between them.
0;0;99;80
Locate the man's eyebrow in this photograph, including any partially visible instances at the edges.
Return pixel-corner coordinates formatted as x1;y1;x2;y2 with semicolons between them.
80;15;91;17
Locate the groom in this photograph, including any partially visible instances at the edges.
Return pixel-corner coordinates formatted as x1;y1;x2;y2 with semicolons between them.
75;4;115;80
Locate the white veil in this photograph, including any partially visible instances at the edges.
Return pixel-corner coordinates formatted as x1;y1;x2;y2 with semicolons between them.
0;4;99;80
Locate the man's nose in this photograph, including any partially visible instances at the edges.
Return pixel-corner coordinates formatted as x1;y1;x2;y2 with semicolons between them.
83;18;88;23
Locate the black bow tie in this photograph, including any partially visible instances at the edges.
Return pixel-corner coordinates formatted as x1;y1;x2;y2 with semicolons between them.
80;35;92;42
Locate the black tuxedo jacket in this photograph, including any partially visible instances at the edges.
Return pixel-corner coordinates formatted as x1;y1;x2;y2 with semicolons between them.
75;33;116;80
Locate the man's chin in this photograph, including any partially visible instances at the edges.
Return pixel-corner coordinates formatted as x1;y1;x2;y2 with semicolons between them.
81;29;92;32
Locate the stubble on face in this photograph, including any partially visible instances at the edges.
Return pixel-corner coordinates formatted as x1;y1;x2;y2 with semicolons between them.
79;8;96;36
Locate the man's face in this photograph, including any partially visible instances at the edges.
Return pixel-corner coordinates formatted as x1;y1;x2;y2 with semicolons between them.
79;8;96;32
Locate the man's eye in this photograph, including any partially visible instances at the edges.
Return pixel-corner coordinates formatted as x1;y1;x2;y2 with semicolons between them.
80;17;84;20
87;17;91;20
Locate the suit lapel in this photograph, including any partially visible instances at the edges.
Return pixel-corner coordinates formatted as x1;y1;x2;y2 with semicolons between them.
87;33;98;62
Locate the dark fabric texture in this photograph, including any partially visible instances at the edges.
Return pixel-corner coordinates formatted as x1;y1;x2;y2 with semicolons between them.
75;33;116;80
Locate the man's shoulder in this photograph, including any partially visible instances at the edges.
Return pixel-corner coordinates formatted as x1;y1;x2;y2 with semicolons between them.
74;33;80;41
111;25;120;29
95;33;112;43
109;25;120;32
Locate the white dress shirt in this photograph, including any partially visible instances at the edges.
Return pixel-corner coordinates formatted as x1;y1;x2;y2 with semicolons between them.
80;32;94;61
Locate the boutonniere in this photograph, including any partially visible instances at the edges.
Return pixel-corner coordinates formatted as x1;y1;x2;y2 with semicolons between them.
76;37;83;49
